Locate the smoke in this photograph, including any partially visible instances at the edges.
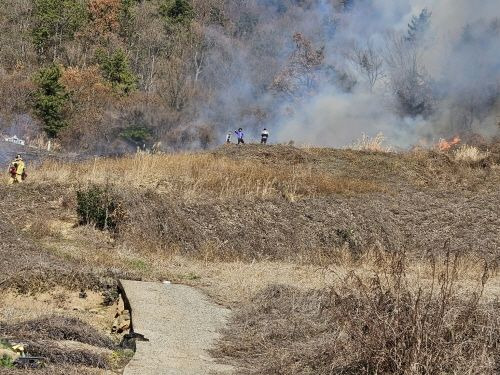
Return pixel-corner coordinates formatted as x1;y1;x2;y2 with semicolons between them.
275;89;430;146
200;0;500;147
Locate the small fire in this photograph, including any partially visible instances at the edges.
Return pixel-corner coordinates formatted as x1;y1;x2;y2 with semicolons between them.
437;136;461;151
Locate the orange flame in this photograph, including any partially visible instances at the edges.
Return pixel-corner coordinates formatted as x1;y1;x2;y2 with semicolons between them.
437;136;461;151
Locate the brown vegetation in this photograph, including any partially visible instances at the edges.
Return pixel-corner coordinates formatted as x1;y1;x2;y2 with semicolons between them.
1;1;497;153
1;144;499;373
215;252;500;374
25;144;499;261
31;151;382;199
0;317;114;349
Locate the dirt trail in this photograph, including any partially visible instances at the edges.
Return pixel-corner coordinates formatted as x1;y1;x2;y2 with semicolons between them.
120;280;234;375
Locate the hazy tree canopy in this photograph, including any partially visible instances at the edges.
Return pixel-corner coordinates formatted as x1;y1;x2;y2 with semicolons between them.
32;0;88;59
0;0;498;151
160;0;195;27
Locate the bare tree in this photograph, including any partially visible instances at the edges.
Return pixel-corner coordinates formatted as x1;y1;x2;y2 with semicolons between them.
272;33;325;100
384;33;433;118
347;39;384;91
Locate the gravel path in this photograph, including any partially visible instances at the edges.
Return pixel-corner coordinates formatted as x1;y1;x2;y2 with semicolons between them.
120;280;233;375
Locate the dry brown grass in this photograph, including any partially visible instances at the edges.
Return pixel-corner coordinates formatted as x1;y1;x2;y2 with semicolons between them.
0;365;108;374
2;144;499;374
0;317;115;370
215;252;500;374
30;153;382;199
348;132;392;153
0;316;114;349
454;144;490;162
15;341;110;369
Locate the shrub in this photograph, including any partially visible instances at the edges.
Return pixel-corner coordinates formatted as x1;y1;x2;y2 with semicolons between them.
76;185;122;231
96;49;137;94
349;132;392;152
120;126;151;146
215;252;500;374
0;355;14;368
454;144;490;162
160;0;195;26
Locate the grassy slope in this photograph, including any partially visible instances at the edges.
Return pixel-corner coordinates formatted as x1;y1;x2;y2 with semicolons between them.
1;144;499;373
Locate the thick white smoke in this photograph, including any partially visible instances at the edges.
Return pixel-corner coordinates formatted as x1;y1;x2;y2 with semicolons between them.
202;0;500;146
273;0;500;147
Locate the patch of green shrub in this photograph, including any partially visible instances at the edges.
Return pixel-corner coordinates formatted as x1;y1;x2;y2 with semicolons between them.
120;126;151;146
76;185;123;231
0;355;14;368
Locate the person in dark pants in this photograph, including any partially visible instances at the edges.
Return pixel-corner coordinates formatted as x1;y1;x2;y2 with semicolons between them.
235;128;244;144
261;128;269;144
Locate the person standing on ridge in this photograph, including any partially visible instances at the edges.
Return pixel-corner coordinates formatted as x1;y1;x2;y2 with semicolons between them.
235;128;244;145
226;132;232;144
261;128;269;144
8;154;26;185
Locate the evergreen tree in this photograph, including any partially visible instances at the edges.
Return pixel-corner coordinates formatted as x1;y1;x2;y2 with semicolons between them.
341;0;355;12
33;64;69;138
32;0;88;59
119;0;139;40
96;49;137;94
406;8;431;43
159;0;195;27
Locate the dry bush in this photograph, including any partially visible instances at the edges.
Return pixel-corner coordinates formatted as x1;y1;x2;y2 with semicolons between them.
349;133;392;153
454;144;490;163
20;341;109;369
28;216;54;239
0;316;115;349
0;365;104;374
30;153;381;199
215;252;500;374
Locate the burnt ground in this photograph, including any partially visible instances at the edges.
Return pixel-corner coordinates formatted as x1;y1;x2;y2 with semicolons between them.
0;141;48;167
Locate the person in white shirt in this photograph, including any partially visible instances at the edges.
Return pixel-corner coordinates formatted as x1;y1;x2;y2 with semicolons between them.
261;128;269;144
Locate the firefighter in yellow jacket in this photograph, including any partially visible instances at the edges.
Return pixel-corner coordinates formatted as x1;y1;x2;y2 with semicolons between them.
8;154;26;185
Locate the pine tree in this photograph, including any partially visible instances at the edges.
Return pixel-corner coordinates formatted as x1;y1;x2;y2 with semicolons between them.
159;0;195;26
96;49;137;94
407;8;431;43
33;64;69;138
119;0;139;39
32;0;88;59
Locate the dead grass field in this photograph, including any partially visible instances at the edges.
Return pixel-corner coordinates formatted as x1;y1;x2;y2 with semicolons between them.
1;143;499;373
30;151;382;200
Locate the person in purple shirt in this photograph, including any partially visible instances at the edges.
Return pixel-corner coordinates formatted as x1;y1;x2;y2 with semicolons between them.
235;128;244;144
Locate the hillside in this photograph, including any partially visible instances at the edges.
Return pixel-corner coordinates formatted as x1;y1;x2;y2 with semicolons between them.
28;144;500;258
1;0;500;373
1;144;499;373
1;1;499;153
